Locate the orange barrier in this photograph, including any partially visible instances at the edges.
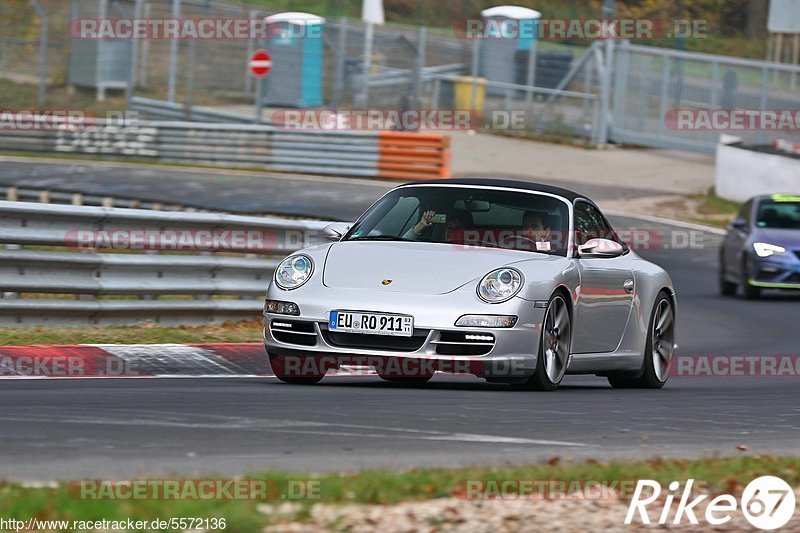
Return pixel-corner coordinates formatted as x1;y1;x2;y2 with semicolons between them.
377;132;451;180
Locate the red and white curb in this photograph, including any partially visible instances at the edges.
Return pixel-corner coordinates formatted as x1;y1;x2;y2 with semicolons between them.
0;343;265;378
0;343;383;379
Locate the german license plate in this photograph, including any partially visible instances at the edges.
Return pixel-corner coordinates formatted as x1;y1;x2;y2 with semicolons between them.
329;311;413;337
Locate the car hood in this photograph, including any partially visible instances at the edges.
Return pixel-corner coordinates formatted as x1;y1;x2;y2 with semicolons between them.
323;241;554;294
751;228;800;251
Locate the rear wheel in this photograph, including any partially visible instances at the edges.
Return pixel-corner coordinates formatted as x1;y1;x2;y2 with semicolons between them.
608;292;674;389
513;293;571;391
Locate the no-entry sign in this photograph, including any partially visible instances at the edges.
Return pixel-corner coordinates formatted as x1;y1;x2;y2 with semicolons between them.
249;49;273;78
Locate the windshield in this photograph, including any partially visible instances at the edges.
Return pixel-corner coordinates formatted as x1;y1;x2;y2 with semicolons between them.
345;186;571;256
756;200;800;230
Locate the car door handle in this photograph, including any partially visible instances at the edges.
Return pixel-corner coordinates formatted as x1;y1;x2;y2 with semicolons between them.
623;279;635;294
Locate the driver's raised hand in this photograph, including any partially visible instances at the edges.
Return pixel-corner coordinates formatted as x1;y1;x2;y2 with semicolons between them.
412;210;436;235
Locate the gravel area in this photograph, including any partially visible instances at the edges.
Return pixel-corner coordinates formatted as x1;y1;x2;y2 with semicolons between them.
261;487;800;532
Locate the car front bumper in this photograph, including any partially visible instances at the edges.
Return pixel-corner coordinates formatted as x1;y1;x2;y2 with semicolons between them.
263;285;546;381
749;253;800;290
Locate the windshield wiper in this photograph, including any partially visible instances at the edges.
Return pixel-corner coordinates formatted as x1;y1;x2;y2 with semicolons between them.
349;235;414;242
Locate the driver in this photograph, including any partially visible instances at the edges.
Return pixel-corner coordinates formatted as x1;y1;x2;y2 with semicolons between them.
521;212;551;243
405;211;468;242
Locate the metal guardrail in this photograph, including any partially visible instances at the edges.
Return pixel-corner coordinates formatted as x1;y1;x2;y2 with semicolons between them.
0;118;451;181
0;201;331;326
130;97;256;124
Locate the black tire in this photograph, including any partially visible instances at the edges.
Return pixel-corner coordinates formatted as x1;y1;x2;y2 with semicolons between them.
741;258;761;300
608;291;674;390
269;355;324;385
512;293;571;392
719;266;737;297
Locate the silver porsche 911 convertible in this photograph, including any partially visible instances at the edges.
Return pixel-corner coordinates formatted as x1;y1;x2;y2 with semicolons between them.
263;179;676;391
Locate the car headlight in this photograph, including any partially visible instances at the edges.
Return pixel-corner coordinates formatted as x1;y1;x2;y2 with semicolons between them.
753;242;787;258
477;268;523;303
275;255;314;290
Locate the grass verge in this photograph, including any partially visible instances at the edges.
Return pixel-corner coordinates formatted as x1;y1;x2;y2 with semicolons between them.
0;321;263;346
2;456;798;532
688;188;741;228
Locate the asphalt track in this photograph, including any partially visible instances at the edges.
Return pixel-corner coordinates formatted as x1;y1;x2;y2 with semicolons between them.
2;174;800;480
0;157;665;220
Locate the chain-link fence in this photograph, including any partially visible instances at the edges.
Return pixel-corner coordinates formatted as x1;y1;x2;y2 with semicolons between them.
611;42;800;152
2;0;799;152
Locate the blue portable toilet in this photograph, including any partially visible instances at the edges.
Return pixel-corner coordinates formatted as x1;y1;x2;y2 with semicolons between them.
261;12;326;108
479;6;541;93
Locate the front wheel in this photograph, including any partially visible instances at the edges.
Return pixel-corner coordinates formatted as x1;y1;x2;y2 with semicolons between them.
513;293;571;391
741;257;762;300
608;291;675;389
719;266;737;296
269;355;324;385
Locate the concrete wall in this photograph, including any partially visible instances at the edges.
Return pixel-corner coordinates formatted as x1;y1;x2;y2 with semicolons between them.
716;137;800;202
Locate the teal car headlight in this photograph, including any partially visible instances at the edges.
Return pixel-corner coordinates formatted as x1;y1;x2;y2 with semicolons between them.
753;242;788;258
275;255;314;290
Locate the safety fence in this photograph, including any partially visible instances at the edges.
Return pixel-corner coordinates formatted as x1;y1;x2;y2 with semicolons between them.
0;201;329;326
0;119;451;180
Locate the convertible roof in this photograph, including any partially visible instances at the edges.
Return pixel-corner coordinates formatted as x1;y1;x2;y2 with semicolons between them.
402;178;587;203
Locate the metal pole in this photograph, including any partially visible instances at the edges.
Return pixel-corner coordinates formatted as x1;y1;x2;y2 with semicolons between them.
411;26;427;110
524;33;538;107
139;2;150;87
29;0;48;108
254;77;262;124
126;0;143;101
791;34;800;89
758;66;769;144
167;0;180;103
67;0;78;93
356;22;375;107
598;0;617;145
470;37;479;110
245;9;258;94
331;16;347;105
185;38;196;119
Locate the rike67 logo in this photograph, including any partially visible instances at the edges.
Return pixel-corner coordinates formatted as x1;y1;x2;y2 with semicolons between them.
625;476;796;530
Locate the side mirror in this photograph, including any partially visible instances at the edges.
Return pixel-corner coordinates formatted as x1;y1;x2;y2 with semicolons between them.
578;238;625;259
731;218;748;231
323;222;351;242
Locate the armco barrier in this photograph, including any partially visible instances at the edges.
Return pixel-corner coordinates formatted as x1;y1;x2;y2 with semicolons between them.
0;201;331;326
0;118;451;180
378;132;451;180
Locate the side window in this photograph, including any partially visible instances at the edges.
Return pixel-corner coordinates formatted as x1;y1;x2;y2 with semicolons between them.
574;201;614;246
